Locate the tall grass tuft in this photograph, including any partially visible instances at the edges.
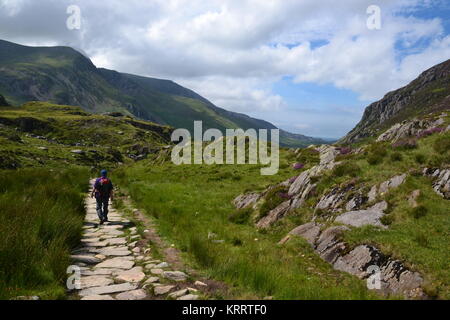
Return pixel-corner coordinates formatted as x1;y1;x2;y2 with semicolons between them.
0;167;89;299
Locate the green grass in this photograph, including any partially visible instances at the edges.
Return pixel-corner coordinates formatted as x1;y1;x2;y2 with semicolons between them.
113;153;378;299
0;167;89;299
0;102;170;169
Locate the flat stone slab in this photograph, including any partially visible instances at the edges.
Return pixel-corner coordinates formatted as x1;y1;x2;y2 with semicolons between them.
335;204;387;228
80;276;114;289
80;238;101;243
70;255;101;265
108;238;127;245
144;277;160;284
81;295;115;300
177;294;199;300
150;268;164;275
98;249;132;257
81;268;122;276
79;283;138;297
96;257;135;270
154;285;175;295
155;262;169;268
115;289;147;300
168;289;188;299
163;271;188;282
115;267;145;283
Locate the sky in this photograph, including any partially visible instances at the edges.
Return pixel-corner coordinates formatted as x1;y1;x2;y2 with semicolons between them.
0;0;449;139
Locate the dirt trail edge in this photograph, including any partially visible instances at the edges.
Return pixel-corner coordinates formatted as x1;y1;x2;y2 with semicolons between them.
68;179;209;300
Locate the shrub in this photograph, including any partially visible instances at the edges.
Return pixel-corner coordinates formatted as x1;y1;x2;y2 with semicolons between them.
392;138;417;150
292;163;305;170
433;134;450;154
259;186;288;218
367;154;383;165
410;205;428;219
366;143;388;165
417;127;444;139
231;237;243;246
414;153;426;164
333;162;360;177
380;214;394;226
228;208;253;225
339;147;352;155
414;233;430;248
390;152;403;162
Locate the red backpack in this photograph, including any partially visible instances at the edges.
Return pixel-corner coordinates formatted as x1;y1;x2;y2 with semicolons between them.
95;177;112;196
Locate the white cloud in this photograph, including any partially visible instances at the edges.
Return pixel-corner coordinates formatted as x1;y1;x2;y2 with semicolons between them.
0;0;448;137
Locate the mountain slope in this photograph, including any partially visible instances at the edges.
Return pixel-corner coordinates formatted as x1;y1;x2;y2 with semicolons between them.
0;39;324;147
340;59;450;144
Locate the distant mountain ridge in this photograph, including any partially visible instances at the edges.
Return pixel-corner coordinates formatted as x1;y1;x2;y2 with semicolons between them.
0;39;325;147
340;59;450;144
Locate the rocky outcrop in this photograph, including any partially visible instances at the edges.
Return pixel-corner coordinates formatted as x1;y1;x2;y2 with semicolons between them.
287;146;340;210
376;116;446;143
281;223;425;298
0;93;9;106
368;174;407;202
233;192;261;209
340;59;450;144
423;168;450;199
315;182;359;214
255;201;291;229
253;146;340;229
334;201;388;228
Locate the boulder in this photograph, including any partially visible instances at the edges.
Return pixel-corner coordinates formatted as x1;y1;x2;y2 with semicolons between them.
95;257;135;269
115;267;145;283
233;192;261;209
423;168;450;199
81;295;115;300
154;285;175;295
335;201;388;228
255;201;290;229
115;289;147;300
79;283;138;297
162;271;188;282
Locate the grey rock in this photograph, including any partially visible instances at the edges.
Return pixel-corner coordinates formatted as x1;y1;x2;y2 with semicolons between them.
80;276;114;289
115;289;147;300
279;222;323;245
163;271;188;282
424;168;450;199
95;257;135;269
70;255;101;265
154;285;175;295
233;192;261;209
177;294;199;300
79;283;138;296
335;201;388;228
168;289;189;299
81;295;115;300
115;267;145;283
255;201;290;229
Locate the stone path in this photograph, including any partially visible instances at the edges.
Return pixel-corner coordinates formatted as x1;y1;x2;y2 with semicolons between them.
69;180;204;300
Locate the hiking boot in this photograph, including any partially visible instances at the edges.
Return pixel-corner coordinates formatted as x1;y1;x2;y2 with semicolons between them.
99;219;104;225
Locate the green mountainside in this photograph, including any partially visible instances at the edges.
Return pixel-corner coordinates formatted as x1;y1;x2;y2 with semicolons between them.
0;39;324;147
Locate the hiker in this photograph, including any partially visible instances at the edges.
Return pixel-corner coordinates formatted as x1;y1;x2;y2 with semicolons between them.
91;169;114;224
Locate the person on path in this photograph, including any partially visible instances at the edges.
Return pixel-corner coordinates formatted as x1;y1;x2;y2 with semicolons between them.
91;169;114;224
